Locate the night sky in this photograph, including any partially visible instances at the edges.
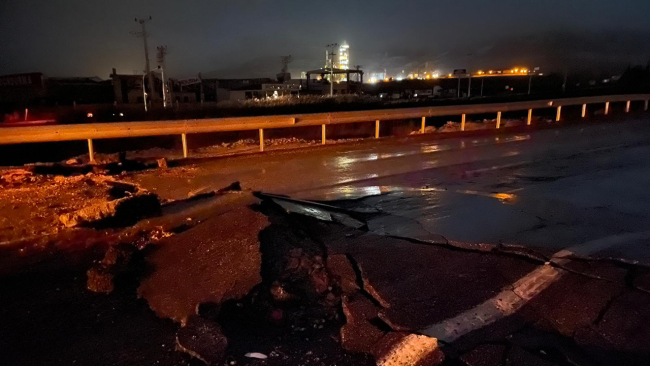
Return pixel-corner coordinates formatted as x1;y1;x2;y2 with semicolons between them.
1;0;649;79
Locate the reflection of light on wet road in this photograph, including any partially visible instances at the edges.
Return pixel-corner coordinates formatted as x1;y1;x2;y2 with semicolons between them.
327;185;382;198
496;135;530;143
330;135;531;170
333;153;378;168
420;144;447;153
421;187;518;203
333;173;379;186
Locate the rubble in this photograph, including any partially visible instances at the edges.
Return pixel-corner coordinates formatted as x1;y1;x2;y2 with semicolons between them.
59;191;161;228
138;205;267;323
86;243;139;293
0;169;37;185
86;266;115;293
25;162;93;176
175;315;228;365
157;158;168;169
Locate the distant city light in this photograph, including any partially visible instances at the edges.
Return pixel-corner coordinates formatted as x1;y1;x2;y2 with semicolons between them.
489;70;494;74
87;112;93;118
384;77;389;82
370;77;377;83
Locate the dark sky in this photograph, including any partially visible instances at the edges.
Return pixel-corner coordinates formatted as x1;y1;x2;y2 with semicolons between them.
1;0;650;79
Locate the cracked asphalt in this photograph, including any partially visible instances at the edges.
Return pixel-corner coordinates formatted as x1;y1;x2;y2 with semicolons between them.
3;116;650;365
127;117;650;364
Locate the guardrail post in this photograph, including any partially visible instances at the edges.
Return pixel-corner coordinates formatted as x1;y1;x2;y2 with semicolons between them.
582;104;587;118
556;106;562;122
421;117;426;133
625;101;631;113
259;129;264;152
375;120;380;138
645;100;649;111
321;124;326;145
496;111;502;129
527;109;533;125
87;139;95;163
181;133;188;158
605;102;610;115
461;114;466;131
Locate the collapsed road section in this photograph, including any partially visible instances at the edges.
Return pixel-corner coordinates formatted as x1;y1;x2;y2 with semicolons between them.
1;185;650;365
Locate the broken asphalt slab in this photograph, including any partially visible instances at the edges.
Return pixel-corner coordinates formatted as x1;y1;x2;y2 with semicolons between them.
138;204;268;324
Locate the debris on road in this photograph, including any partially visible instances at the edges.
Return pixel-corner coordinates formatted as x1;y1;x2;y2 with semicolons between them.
157;157;168;169
0;169;37;185
244;352;268;359
86;243;140;293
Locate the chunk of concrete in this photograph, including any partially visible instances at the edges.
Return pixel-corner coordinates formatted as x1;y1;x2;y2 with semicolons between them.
175;315;228;365
138;206;267;324
86;243;139;294
86;266;115;293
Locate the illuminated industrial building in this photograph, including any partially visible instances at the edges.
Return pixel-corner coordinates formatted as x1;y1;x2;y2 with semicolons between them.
337;43;350;81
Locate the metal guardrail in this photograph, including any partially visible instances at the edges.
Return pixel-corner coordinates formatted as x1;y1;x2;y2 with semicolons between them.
1;94;649;162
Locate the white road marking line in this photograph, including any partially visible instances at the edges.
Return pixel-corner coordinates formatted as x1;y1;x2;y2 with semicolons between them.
418;231;650;343
377;334;440;366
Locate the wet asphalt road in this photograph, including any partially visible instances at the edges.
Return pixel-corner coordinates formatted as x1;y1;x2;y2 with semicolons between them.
133;118;650;262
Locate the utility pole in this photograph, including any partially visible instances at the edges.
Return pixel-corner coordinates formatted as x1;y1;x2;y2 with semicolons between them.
457;77;461;98
132;17;156;104
467;72;472;98
141;74;148;112
326;43;338;96
156;45;168;108
480;78;484;98
528;73;532;95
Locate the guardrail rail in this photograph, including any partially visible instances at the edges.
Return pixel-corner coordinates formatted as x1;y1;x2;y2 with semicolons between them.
2;94;649;162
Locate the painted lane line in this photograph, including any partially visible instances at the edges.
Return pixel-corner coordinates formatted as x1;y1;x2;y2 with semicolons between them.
419;231;650;343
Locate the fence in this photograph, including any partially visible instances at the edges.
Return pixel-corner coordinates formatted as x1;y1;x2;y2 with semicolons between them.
2;94;649;162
